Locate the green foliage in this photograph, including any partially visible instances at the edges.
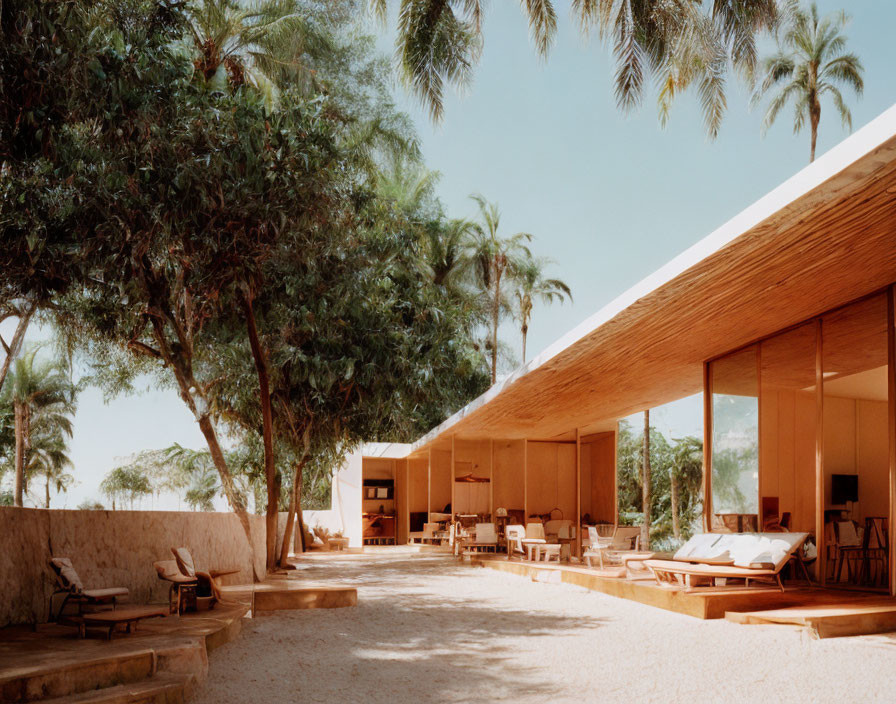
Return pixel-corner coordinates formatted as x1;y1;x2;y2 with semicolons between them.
374;0;782;136
617;419;704;549
100;465;152;509
77;499;106;510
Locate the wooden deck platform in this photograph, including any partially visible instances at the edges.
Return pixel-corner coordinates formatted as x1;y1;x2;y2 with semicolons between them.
475;557;896;633
221;577;357;612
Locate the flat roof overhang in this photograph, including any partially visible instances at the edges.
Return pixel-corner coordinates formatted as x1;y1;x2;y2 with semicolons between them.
409;104;896;457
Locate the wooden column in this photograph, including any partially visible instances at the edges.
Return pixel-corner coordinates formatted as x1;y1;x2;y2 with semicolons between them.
816;318;826;586
523;439;528;520
613;428;619;525
406;459;410;546
489;439;495;517
702;361;713;533
888;286;896;596
427;448;432;523
576;428;582;558
450;436;456;521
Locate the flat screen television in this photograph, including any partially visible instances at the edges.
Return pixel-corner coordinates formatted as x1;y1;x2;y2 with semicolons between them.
831;474;858;505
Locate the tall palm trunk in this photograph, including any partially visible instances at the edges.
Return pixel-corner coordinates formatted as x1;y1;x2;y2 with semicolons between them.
490;265;502;384
641;410;651;551
45;478;51;509
13;400;26;507
521;322;528;363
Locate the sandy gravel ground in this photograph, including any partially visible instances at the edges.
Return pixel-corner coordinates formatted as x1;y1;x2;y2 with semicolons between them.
193;552;896;704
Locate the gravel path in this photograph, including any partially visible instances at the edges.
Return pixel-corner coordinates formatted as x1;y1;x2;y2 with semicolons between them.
193;553;896;704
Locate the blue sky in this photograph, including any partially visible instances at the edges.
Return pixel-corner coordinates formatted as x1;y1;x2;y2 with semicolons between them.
3;0;893;508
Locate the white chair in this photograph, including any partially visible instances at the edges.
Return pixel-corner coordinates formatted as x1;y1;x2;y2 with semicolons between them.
506;524;526;559
583;525;642;568
522;522;547;561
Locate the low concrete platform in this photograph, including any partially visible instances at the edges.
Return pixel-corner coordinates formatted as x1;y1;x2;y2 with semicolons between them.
0;603;247;703
221;578;357;612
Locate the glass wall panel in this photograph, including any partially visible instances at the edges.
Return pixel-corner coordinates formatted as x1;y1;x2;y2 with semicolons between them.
711;345;759;528
759;323;817;536
822;294;889;588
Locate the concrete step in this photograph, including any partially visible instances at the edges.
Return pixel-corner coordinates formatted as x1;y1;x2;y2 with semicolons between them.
38;673;193;704
1;650;155;703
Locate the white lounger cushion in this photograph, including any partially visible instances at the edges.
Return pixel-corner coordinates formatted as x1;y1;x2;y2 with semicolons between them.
673;532;808;570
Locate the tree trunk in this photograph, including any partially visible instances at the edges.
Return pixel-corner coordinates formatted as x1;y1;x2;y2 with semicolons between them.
239;290;278;572
278;460;306;567
146;314;260;581
0;301;35;393
810;95;820;163
45;478;51;509
670;470;680;540
641;410;651;551
295;468;307;553
490;267;502;384
521;323;528;363
13;401;25;507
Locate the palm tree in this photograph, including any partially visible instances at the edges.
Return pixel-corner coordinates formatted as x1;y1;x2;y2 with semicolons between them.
3;348;77;507
514;256;571;363
752;3;863;162
100;466;152;510
184;0;334;102
0;298;36;392
28;418;75;508
371;0;781;136
468;195;532;384
185;468;222;512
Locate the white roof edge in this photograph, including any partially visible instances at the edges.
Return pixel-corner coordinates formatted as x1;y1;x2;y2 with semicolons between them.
361;442;412;459
410;103;896;453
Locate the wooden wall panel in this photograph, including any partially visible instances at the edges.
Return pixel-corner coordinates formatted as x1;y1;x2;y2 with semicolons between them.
525;441;577;519
493;440;525;514
579;443;593;517
408;458;429;513
395;459;408;544
430;449;452;513
590;433;617;524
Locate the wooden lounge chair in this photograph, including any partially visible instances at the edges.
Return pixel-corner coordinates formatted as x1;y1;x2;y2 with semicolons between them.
154;559;199;614
583;525;642;569
645;532;809;592
48;557;129;622
171;547;240;606
462;522;499;555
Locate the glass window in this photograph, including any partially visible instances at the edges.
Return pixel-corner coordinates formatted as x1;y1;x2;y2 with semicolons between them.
711;345;759;520
759;323;817;533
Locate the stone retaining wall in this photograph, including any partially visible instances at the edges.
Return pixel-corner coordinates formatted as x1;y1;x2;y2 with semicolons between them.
0;507;286;626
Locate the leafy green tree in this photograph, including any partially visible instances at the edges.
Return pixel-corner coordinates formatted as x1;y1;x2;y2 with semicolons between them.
28;420;76;508
514;256;571;363
0;300;36;392
753;2;863;162
1;348;77;507
371;0;782;136
100;465;152;510
469;195;532;383
77;499;106;510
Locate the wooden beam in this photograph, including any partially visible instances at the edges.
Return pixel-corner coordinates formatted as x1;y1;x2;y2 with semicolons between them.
888;286;896;596
816;318;826;587
702;362;713;532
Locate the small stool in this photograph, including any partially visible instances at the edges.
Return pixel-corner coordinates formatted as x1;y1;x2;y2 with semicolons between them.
539;544;562;563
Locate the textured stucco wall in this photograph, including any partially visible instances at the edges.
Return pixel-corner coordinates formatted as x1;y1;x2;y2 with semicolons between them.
0;507;285;627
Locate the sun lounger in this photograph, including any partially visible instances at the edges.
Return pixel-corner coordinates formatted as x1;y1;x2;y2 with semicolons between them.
76;605;167;640
48;557;129;622
645;532;809;592
583;526;642;568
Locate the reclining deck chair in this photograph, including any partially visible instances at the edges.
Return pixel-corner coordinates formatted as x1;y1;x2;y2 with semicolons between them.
583;526;642;569
154;559;200;614
49;557;129;622
645;532;809;592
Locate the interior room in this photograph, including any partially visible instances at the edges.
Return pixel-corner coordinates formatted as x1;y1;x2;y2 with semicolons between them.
361;457;397;546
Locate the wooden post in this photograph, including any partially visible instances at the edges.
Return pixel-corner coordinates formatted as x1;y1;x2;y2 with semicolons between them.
576;428;582;559
756;342;763;520
406;459;410;546
523;439;528;521
613;428;619;526
702;361;713;533
816;318;826;586
427;448;432;523
451;436;456;521
489;439;494;517
888;286;896;596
